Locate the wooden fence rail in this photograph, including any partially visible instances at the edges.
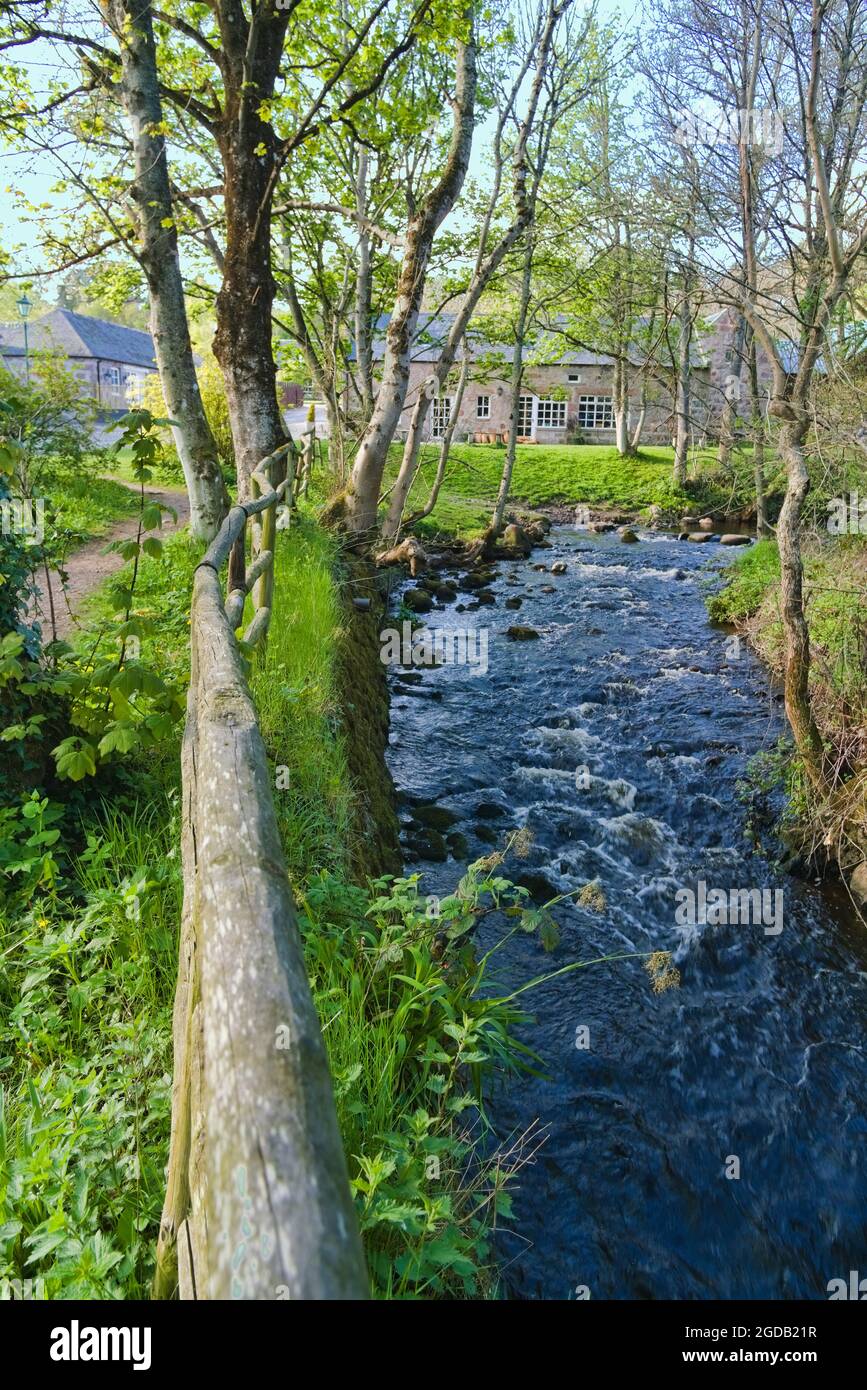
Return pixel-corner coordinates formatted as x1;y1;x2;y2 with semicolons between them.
154;439;368;1300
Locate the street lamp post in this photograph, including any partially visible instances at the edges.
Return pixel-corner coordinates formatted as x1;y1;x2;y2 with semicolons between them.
16;293;32;384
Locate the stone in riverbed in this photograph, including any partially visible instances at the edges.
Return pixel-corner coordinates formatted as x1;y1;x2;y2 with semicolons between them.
462;569;498;590
413;803;459;831
505;595;523;609
698;516;715;530
403;587;433;611
502;522;532;555
848;861;867;905
619;528;639;543
506;624;540;640
404;828;448;862
446;831;470;861
720;533;752;546
475;589;497;605
551;561;568;573
475;801;506;818
687;532;712;543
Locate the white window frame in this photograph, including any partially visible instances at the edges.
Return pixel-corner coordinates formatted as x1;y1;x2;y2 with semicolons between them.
537;397;567;429
125;372;145;404
431;396;452;439
517;394;535;435
476;394;490;419
104;366;121;388
577;394;614;430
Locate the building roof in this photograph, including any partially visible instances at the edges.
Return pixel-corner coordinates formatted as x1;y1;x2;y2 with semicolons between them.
365;312;614;367
0;308;156;370
365;311;714;369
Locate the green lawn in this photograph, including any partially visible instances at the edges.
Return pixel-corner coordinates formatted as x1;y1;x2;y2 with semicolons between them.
386;441;730;538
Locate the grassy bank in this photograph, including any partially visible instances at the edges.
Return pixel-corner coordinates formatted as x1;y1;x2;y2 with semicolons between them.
708;536;867;867
374;439;778;539
1;514;530;1299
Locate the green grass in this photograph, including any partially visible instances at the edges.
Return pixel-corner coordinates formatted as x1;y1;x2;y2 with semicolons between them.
707;538;781;623
380;441;738;538
46;472;139;543
0;528;195;1297
252;519;355;883
709;535;867;795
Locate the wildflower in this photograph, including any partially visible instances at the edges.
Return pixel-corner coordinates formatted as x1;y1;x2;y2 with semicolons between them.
645;951;681;994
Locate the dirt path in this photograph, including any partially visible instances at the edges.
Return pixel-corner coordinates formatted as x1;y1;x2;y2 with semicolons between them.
32;482;190;640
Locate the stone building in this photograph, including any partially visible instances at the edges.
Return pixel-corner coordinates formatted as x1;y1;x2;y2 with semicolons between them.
365;310;779;447
0;309;156;410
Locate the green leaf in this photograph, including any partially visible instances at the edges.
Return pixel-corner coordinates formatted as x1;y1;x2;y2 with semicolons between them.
98;723;140;756
52;737;97;781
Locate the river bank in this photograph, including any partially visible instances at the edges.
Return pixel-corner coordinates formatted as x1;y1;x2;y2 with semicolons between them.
708;536;867;908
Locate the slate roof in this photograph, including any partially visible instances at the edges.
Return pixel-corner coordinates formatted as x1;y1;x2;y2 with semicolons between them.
365;312;612;367
0;309;156;369
365;311;710;368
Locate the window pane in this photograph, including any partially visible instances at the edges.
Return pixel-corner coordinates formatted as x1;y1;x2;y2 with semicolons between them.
537;397;566;428
577;395;613;429
431;397;452;438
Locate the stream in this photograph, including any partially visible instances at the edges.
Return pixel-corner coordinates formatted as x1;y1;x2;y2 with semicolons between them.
385;524;867;1301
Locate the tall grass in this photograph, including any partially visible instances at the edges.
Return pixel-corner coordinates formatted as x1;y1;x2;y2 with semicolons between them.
252;519;354;882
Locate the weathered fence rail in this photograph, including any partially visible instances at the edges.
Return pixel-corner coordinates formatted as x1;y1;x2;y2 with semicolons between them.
154;439;368;1300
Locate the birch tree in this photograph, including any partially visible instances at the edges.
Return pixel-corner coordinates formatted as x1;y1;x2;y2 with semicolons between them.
342;16;478;535
101;0;228;539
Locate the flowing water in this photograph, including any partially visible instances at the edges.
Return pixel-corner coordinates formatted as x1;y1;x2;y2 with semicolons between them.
385;525;867;1300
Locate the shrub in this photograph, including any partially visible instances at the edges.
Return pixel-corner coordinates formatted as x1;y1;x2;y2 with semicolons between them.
141;355;235;484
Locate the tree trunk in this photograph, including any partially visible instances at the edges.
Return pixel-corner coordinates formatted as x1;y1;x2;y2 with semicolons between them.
353;145;375;424
343;33;477;536
614;357;631;455
380;0;563;541
213;108;286;497
630;376;647;451
673;285;692;485
491;232;534;535
717;314;746;472
380;197;526;540
747;335;768;535
105;0;228;540
776;419;827;788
